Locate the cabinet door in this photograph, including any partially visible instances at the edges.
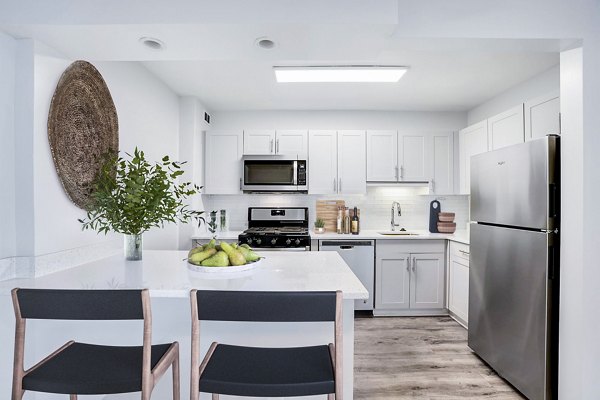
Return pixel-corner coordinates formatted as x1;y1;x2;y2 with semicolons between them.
449;258;470;324
308;130;337;194
430;132;454;194
488;104;525;150
375;243;410;310
410;253;445;309
525;93;560;141
337;130;366;194
398;132;428;181
276;130;308;156
459;121;488;194
243;130;275;155
366;130;398;182
205;131;243;194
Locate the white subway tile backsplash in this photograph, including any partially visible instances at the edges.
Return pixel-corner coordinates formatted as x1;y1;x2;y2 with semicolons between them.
200;187;469;233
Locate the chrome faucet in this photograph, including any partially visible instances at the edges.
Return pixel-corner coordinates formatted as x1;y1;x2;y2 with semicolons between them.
391;201;402;231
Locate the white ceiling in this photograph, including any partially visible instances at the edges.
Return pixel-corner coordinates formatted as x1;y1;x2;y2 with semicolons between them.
2;22;560;111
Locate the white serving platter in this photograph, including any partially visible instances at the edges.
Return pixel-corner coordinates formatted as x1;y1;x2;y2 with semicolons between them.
187;257;263;274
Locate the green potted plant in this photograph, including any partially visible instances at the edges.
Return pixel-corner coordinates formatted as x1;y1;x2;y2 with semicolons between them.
314;218;326;234
79;148;204;260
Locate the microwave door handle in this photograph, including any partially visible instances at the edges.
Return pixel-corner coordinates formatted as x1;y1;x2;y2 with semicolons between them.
293;160;298;185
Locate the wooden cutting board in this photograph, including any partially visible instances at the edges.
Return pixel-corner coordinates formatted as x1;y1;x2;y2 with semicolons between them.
316;200;345;232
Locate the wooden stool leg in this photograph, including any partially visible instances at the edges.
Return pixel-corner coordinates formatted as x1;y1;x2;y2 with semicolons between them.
70;395;78;400
328;394;334;400
172;356;180;400
212;394;219;400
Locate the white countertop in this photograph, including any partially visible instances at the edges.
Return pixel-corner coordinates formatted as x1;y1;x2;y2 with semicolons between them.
193;230;470;245
0;250;369;300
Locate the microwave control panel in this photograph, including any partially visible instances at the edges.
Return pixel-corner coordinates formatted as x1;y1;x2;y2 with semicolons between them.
297;161;307;185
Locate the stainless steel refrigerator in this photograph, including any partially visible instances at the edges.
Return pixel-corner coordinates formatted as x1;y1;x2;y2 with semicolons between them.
468;135;559;400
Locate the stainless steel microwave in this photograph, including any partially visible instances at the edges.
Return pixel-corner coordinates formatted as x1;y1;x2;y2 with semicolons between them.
242;156;308;193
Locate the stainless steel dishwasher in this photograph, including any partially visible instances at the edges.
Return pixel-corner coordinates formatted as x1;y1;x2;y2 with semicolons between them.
319;240;375;311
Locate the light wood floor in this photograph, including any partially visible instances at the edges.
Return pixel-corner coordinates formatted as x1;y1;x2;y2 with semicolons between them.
354;316;525;399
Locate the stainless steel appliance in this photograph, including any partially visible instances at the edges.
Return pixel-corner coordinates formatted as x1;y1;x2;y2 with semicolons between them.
238;207;311;250
319;240;375;311
469;135;559;400
242;155;307;193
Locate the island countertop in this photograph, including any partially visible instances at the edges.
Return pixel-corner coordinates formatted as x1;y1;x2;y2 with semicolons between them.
0;250;369;300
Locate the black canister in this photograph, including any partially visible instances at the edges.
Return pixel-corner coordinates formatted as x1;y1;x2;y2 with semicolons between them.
429;200;441;233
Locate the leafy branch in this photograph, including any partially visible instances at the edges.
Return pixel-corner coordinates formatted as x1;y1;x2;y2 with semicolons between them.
79;148;204;235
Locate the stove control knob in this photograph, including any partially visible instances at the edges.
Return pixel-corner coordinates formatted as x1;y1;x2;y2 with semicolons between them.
246;238;253;245
271;238;277;245
255;238;262;245
286;239;292;245
295;239;301;245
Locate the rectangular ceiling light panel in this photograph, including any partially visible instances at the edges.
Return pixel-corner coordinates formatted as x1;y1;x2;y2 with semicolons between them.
274;66;407;83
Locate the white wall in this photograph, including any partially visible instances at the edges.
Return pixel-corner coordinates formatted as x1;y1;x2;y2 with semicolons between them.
467;64;559;125
0;32;17;260
31;46;183;256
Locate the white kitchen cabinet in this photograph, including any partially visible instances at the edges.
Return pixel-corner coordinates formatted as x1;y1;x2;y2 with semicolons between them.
276;130;308;156
366;130;398;181
525;92;560;141
430;132;454;194
337;130;366;194
375;240;446;315
375;248;411;310
410;253;445;309
308;130;338;194
459;121;488;194
205;131;243;194
488;104;525;150
398;132;428;181
448;241;470;327
243;130;276;155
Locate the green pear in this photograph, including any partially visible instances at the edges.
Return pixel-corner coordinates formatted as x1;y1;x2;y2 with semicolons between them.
238;246;261;262
188;246;204;259
188;248;217;265
206;239;217;249
240;243;252;250
201;250;230;267
220;242;247;266
232;242;239;249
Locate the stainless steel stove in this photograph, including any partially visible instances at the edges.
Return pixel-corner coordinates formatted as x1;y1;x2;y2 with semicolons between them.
238;207;311;250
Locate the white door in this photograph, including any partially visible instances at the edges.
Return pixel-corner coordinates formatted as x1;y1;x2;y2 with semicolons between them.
430;132;454;194
366;130;398;182
525;92;560;141
308;130;337;194
459;121;488;194
243;130;275;155
398;132;428;181
375;243;410;310
204;131;243;194
449;258;470;324
488;104;525;150
337;130;366;194
276;130;308;156
410;253;445;309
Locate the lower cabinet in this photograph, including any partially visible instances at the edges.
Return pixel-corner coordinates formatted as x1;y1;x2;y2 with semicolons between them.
448;241;470;327
375;240;446;315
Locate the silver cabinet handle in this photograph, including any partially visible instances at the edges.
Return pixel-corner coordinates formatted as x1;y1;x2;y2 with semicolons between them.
333;178;337;192
395;165;399;180
412;257;416;272
399;165;403;180
270;139;274;153
276;139;279;154
429;178;435;193
339;178;342;192
239;177;242;190
406;258;410;271
459;249;470;256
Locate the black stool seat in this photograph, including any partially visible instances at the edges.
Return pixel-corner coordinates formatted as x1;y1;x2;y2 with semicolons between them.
200;344;335;397
22;342;172;395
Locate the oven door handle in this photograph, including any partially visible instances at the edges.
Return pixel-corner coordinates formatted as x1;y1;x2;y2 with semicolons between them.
255;246;310;252
293;160;298;185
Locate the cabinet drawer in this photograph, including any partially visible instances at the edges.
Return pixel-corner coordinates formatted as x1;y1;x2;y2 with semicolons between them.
450;241;470;264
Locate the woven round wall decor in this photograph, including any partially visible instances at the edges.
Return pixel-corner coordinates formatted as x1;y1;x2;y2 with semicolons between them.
47;60;119;209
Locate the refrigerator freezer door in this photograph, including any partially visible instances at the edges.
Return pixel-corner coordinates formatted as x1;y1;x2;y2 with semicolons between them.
468;223;552;400
470;135;558;230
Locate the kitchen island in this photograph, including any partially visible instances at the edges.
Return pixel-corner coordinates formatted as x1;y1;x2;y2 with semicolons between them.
0;251;368;400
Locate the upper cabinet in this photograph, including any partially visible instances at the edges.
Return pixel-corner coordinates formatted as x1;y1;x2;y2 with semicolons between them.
243;130;308;156
308;130;338;195
487;104;525;150
459;121;488;195
525;92;560;141
366;130;454;194
204;131;243;194
337;130;367;194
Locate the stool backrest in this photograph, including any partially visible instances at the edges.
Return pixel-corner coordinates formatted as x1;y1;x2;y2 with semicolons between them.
14;289;145;320
192;290;338;322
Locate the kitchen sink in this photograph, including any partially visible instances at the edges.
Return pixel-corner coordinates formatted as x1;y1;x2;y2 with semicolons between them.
377;231;420;236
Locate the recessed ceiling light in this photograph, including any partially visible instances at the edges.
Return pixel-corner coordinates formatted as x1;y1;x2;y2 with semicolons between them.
255;37;276;50
273;66;408;83
139;37;165;51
